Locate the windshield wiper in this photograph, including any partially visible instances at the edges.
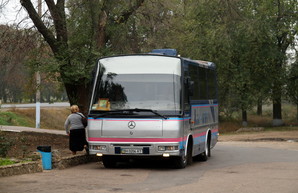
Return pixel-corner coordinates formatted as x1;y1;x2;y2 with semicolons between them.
91;108;168;119
129;108;168;119
91;110;134;118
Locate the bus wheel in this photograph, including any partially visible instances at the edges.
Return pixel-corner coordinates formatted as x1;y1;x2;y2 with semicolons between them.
186;140;193;165
173;155;187;169
102;155;117;168
195;135;211;162
172;141;192;169
172;153;187;169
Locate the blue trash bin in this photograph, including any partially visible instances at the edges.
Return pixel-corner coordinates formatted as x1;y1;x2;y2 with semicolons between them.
37;146;52;170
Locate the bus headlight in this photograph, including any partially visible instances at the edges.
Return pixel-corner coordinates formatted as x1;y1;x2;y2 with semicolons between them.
158;146;178;151
91;145;107;151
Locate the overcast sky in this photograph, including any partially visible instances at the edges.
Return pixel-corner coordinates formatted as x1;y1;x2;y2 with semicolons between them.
0;0;44;27
0;0;24;25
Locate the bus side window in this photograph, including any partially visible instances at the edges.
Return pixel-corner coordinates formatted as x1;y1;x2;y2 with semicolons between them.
184;79;190;111
198;67;207;99
207;69;217;99
189;64;199;100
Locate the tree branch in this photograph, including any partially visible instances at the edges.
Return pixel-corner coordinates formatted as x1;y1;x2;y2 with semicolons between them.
20;0;58;54
45;0;68;43
116;0;145;23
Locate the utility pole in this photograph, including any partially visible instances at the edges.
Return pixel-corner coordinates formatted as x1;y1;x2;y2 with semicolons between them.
36;0;42;129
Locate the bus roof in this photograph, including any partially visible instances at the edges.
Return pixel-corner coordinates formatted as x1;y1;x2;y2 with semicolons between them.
99;55;182;75
182;58;216;69
147;49;215;69
98;53;215;70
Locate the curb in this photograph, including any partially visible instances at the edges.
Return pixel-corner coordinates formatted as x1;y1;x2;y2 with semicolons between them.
53;154;100;170
0;161;43;177
0;154;100;178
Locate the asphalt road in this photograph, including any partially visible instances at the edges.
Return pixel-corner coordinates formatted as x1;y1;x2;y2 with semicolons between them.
1;141;297;193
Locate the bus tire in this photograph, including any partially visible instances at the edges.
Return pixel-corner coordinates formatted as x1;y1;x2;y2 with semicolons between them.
195;134;211;162
172;154;187;169
187;139;193;165
196;151;208;161
206;132;211;157
172;141;192;169
102;155;117;168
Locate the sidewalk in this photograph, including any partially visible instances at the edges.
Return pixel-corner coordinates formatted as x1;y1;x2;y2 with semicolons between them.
0;125;65;135
1;102;70;109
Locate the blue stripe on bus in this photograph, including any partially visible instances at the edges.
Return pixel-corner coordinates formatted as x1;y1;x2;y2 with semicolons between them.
192;104;218;108
190;100;218;105
193;135;206;145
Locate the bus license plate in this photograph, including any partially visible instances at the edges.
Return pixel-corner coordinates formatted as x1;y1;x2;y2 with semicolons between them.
121;148;143;154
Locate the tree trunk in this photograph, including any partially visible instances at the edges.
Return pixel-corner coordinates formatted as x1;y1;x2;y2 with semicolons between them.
272;97;283;126
95;10;108;50
64;81;92;115
257;98;262;116
242;109;248;127
297;103;298;121
130;19;140;53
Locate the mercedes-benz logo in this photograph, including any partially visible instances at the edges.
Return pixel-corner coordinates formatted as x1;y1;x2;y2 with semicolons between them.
128;121;136;129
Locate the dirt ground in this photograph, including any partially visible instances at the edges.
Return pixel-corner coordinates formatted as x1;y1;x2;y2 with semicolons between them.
218;130;298;151
1;130;298;160
219;130;298;142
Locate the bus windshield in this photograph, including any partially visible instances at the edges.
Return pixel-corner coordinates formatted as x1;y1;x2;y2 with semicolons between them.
91;73;181;114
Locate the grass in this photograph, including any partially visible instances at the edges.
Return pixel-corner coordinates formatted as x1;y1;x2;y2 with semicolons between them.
0;158;17;166
0;107;70;130
0;111;33;127
0;158;33;166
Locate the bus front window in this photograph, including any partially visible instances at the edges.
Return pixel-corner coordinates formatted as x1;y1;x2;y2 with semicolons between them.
91;74;181;114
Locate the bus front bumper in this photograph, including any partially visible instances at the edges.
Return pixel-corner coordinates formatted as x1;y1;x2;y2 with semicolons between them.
88;142;183;157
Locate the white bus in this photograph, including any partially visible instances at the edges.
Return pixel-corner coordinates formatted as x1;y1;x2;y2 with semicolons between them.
87;50;218;168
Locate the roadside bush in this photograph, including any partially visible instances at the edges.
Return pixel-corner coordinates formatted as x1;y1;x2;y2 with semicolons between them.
0;132;12;157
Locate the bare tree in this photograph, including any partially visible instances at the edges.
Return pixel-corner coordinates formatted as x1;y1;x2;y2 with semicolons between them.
20;0;144;113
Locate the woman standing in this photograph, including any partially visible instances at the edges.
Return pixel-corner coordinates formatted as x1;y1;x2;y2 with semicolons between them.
64;105;88;155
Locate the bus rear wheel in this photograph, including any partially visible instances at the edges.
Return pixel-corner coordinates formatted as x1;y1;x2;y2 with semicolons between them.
195;134;211;162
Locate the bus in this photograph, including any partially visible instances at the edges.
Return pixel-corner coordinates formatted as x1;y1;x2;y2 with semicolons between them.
87;49;218;168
